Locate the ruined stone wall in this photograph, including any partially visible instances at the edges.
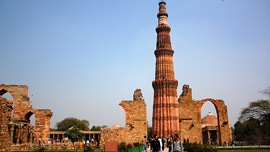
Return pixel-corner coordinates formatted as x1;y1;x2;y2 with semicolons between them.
100;89;147;148
178;85;232;145
178;85;202;143
100;127;126;147
120;100;147;143
0;96;13;150
28;109;53;143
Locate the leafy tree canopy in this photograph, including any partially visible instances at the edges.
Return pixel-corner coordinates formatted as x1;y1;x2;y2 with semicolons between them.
239;100;270;125
90;125;107;131
64;126;84;151
64;126;84;143
234;100;270;144
56;117;90;131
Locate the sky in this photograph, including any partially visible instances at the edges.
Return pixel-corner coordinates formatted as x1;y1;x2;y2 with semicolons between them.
0;0;269;129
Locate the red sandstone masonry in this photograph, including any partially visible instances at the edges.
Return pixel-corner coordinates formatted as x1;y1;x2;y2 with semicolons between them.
0;84;53;150
100;89;147;148
0;96;13;149
152;2;179;138
178;85;232;145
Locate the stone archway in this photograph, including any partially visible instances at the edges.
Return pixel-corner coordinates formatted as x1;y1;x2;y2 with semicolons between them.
0;88;14;117
0;84;30;120
0;84;53;146
22;108;53;144
198;99;221;145
197;98;231;145
24;110;37;125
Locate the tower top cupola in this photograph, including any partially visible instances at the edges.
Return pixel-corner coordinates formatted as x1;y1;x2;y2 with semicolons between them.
158;1;168;25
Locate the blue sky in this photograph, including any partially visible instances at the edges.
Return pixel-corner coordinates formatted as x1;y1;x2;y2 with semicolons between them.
0;0;269;128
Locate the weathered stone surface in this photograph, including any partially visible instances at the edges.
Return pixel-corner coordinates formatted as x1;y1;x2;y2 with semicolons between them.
0;96;13;149
0;84;53;151
178;85;232;145
100;89;147;147
178;85;202;143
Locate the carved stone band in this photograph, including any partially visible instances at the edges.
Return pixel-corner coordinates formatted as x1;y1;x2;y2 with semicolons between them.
155;49;174;57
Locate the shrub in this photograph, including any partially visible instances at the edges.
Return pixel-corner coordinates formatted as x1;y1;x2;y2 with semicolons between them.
118;142;127;152
127;143;133;149
33;145;46;152
133;142;140;147
183;141;217;152
84;145;95;152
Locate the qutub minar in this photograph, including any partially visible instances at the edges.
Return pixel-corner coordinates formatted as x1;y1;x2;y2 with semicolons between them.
152;1;232;144
152;1;180;138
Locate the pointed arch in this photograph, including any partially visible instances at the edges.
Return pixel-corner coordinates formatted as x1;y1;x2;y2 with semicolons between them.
0;89;14;117
197;98;230;145
24;109;38;125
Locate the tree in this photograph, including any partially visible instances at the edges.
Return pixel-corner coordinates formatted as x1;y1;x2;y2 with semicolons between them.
90;125;107;131
56;117;90;131
234;100;270;144
64;126;84;151
259;86;270;100
147;123;152;139
239;100;270;125
234;118;262;144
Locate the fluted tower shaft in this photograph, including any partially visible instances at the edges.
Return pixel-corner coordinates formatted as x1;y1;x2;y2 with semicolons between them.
152;2;179;138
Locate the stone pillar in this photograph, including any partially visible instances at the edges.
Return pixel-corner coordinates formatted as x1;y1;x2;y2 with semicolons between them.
23;125;28;143
29;131;33;143
207;130;210;145
16;126;21;144
10;124;15;144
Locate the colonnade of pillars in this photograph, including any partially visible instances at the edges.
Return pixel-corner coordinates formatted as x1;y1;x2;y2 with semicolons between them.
9;123;35;144
49;131;101;143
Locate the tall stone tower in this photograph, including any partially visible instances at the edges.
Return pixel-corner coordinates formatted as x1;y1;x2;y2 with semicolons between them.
152;1;179;138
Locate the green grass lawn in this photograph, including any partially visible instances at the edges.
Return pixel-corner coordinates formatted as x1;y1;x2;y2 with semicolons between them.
218;149;270;152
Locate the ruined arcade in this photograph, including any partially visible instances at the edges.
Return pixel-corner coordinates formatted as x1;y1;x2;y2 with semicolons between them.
0;84;53;150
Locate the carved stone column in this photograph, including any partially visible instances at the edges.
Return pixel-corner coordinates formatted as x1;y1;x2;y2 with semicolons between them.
16;126;21;144
29;127;34;143
9;124;15;144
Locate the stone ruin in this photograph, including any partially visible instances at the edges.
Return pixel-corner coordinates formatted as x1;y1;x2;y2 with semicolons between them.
0;83;231;150
0;96;13;150
178;85;232;145
0;84;53;151
0;85;147;151
100;89;147;147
